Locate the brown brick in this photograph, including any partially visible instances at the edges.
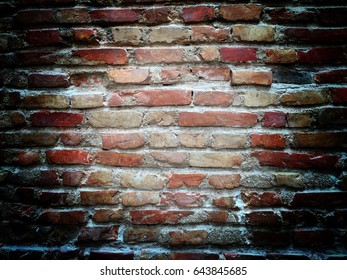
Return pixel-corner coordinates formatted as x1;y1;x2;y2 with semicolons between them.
208;174;241;189
71;94;103;109
192;26;229;42
211;134;247;149
169;230;208;245
108;68;150;84
135;48;184;64
167;173;206;189
182;6;215;23
219;4;263;21
23;94;69;109
149;27;190;44
189;153;243;168
80;190;118;205
232;69;272;85
232;25;275;42
121;172;166;190
112;27;142;45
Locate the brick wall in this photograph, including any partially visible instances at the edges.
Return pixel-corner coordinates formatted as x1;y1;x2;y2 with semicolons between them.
0;0;346;260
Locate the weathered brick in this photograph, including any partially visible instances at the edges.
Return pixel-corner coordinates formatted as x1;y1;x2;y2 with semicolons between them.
150;133;178;148
219;4;263;21
252;151;340;170
244;91;276;107
61;133;83;146
0;112;26;129
135;48;184;64
262;112;286;128
161;67;191;84
124;227;159;243
56;8;90;23
73;49;128;65
273;172;304;189
292;132;347;149
93;209;123;223
281;90;330;106
86;170;113;186
0;151;40;166
91;9;141;23
63;171;84;187
287;113;311;128
122;192;159;207
108;68;150;84
192;67;231;81
14;50;56;66
265;49;297;64
232;69;272;85
179;133;207;148
161;192;207;208
189;153;243;168
298;48;347;64
80;190;118;205
88;111;142;128
73;28;98;43
199;46;219;62
211;134;247;149
251;134;286;149
232;25;275;42
179;111;258;127
149;27;190;44
144;7;171;25
23;95;69;109
96;152;143;167
242;191;282;207
167;174;206;189
39;191;69;206
169;230;208;245
130;210;193;225
71;94;103;109
246;211;282;227
318;108;347;126
144;111;177;126
150;151;188;165
213;196;239;210
112;27;142;45
208;174;241;189
78;226;118;242
121;173;166;190
191;26;228;42
102;133;145;150
46;150;93;165
31;112;84;127
182;6;215;23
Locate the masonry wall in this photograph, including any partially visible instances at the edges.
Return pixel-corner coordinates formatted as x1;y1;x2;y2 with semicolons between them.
0;0;346;260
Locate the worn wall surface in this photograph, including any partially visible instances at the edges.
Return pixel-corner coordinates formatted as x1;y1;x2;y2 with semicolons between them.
0;0;347;260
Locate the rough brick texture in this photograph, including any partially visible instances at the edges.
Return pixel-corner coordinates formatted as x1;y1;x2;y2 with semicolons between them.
0;0;346;261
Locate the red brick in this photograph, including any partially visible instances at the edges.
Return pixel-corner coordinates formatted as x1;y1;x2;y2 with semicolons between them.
124;227;159;243
38;170;60;186
39;210;88;225
161;192;207;208
192;67;230;81
14;51;56;66
144;8;170;25
182;6;215;23
219;4;263;21
26;29;62;46
250;134;286;149
265;8;315;24
96;151;142;167
0;151;40;166
194;91;233;106
167;174;206;189
252;151;340;170
56;8;90;23
92;209;123;223
135;48;184;64
63;171;84;186
39;191;69;206
221;47;257;63
46;150;93;165
134;90;192;106
15;9;55;25
331;88;347;104
28;73;69;88
298;48;347;64
78;226;118;242
73;49;128;65
80;190;118;205
292;132;347;149
207;211;229;223
284;28;347;44
161;67;191;84
246;211;282;227
102;133;144;150
73;28;97;43
315;69;347;84
30;112;84;127
242;191;283;207
291;192;347;208
262;112;286;128
179;111;258;127
191;26;229;42
130;210;194;225
91;9;141;23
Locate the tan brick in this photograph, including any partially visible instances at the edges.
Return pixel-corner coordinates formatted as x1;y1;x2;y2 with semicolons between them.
200;46;219;62
244;91;276;107
121;192;159;207
208;174;241;189
211;134;247;149
112;27;142;45
287;113;311;128
86;170;113;186
71;94;103;109
280;90;329;106
150;133;178;148
121;172;167;190
189;153;243;168
102;133;145;150
232;24;275;42
108;68;150;84
144;111;177;126
149;27;190;44
135;48;184;64
89;111;143;128
22;94;69;109
265;49;297;64
150;151;188;165
179;133;207;148
273;172;304;189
